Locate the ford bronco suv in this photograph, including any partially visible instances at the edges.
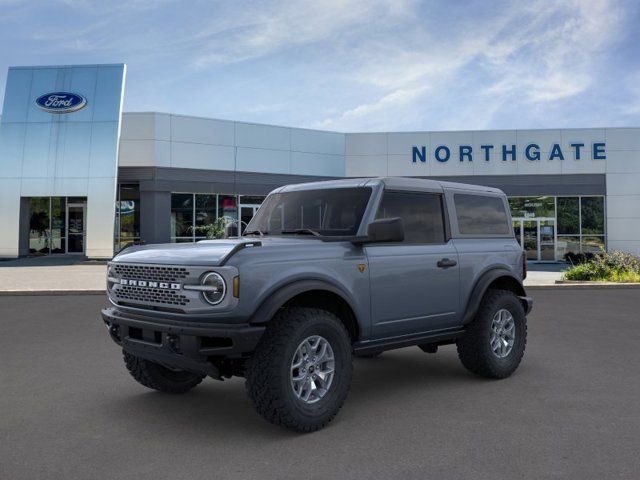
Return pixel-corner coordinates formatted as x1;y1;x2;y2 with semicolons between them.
102;177;532;432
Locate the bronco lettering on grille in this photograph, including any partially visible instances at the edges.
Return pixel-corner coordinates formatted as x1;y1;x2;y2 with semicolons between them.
119;279;181;290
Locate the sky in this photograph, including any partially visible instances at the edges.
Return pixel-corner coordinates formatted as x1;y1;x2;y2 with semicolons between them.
1;0;639;132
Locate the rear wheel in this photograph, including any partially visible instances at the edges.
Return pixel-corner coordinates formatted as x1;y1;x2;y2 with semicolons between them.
245;307;353;432
457;289;527;379
123;351;205;394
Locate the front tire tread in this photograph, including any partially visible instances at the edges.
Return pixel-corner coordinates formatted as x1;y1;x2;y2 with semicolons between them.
245;307;352;432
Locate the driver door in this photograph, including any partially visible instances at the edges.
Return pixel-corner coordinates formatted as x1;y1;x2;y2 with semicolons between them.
365;190;460;338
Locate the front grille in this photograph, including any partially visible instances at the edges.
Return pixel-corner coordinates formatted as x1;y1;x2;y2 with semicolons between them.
114;285;190;306
110;263;194;309
113;264;189;283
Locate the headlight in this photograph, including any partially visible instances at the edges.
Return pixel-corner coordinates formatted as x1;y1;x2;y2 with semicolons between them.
107;265;117;291
201;272;226;305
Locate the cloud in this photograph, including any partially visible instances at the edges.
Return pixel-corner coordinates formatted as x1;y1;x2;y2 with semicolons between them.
482;0;622;102
315;0;627;131
189;0;416;69
314;85;428;130
0;0;635;131
619;71;640;115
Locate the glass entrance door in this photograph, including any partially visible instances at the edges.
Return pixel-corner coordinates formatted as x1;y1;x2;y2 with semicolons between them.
513;219;522;247
523;220;538;261
66;203;86;254
540;220;555;261
239;204;261;234
513;218;556;262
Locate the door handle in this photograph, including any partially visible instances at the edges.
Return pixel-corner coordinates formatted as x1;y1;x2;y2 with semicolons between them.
437;258;457;268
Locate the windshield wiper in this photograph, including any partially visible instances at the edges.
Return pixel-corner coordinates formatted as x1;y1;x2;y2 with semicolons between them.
281;228;322;237
244;229;267;236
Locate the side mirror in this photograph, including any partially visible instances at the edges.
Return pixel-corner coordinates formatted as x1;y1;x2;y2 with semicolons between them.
361;217;404;244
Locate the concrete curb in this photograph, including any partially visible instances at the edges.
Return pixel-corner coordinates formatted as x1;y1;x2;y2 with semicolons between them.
555;280;640;285
528;283;640;290
0;290;106;296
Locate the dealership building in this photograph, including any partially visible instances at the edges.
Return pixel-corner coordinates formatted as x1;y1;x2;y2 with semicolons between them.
1;63;639;261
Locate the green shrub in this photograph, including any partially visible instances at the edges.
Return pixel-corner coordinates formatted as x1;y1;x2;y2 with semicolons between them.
563;263;595;281
609;270;640;283
562;250;640;282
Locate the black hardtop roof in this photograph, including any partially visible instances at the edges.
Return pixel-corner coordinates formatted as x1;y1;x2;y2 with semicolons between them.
276;177;504;195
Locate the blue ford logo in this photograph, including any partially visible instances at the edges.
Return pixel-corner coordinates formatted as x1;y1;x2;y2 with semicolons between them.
35;92;87;113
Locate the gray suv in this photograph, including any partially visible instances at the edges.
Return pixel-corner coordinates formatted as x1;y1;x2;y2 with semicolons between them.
102;177;532;432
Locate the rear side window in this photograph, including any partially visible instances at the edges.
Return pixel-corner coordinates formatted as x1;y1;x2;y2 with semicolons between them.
375;191;445;244
454;194;510;235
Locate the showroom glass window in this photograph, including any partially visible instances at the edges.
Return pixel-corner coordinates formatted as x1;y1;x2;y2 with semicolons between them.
28;196;87;255
509;195;606;257
50;198;66;253
114;184;140;252
557;196;606;255
508;196;555;219
556;197;580;259
29;197;52;254
195;194;217;240
171;194;195;242
375;191;445;243
218;195;239;236
170;193;264;242
580;197;605;253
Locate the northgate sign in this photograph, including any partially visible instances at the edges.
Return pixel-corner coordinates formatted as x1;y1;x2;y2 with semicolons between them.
412;142;606;163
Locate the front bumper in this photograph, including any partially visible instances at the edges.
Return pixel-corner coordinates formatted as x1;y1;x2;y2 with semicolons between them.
101;307;265;377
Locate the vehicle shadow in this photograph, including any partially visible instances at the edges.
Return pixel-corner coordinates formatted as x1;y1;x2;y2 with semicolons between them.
348;349;488;401
100;348;482;439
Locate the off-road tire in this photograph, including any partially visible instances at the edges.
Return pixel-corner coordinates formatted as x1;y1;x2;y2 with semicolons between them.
245;307;353;432
123;351;205;394
457;289;527;379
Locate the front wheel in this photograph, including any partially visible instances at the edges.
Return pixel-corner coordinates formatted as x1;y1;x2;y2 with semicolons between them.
457;289;527;379
245;307;353;432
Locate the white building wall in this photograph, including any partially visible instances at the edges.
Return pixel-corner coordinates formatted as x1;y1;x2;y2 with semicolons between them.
345;129;610;177
118;113;345;178
604;128;640;254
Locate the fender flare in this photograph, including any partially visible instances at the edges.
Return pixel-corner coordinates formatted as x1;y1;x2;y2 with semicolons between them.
249;279;360;327
462;268;527;324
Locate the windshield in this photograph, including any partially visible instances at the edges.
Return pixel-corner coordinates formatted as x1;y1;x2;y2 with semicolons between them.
245;187;372;237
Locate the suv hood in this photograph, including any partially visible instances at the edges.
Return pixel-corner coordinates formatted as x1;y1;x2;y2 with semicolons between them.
112;237;323;266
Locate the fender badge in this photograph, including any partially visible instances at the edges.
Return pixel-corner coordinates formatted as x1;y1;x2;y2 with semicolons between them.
357;264;366;273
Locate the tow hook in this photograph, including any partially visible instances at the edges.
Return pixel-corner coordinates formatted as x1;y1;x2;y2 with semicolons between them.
166;334;180;353
107;323;121;343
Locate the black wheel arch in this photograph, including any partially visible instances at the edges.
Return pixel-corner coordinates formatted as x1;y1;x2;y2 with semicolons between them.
462;268;529;325
249;279;362;342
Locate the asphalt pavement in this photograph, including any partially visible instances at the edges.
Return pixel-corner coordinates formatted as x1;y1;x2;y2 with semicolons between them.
2;289;639;480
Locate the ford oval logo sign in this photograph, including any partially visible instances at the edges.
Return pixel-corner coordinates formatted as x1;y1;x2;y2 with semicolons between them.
35;92;87;114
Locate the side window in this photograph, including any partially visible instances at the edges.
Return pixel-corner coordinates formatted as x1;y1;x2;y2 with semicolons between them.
454;194;510;235
375;191;446;244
